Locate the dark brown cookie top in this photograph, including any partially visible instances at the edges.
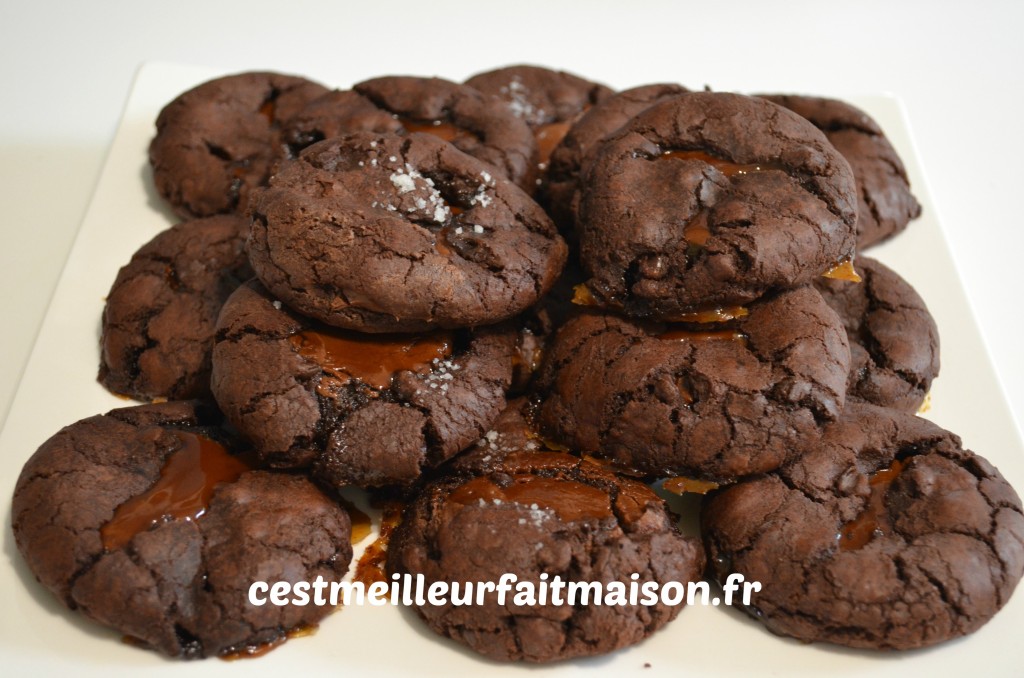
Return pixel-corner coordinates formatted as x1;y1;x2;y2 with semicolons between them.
577;92;859;316
387;451;705;662
346;75;538;187
247;132;567;332
211;280;516;488
464;65;614;187
544;83;690;230
149;72;328;219
446;396;541;474
11;401;352;658
99;215;252;401
536;285;850;481
702;402;1024;650
814;256;940;412
465;64;613;129
760;94;922;249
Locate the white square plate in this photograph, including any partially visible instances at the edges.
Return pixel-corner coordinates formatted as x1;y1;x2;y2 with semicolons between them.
1;62;1022;676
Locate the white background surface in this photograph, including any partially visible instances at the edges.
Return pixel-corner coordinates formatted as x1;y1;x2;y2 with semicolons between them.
1;1;1024;674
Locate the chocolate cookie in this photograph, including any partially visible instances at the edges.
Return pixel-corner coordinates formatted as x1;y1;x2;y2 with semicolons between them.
99;215;252;401
320;75;537;188
814;256;939;412
387;452;705;662
247;132;568;332
701;402;1024;650
210;280;516;488
545;83;689;230
537;285;851;481
446;396;540;475
759;94;922;249
464;65;613;183
149;72;328;219
11;401;352;658
576;92;859;316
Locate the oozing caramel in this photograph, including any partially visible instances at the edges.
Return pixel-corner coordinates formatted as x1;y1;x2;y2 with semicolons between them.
399;117;464;143
289;328;453;391
571;284;597;306
101;433;251;551
534;120;573;166
670;306;749;323
353;500;404;590
683;212;711;247
660;149;785;177
339;498;372;544
662;477;720;495
659;329;748;344
258;98;276;125
822;259;862;283
449;473;613;523
837;459;907;551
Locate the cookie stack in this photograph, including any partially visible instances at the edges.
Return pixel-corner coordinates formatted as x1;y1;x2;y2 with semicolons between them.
10;65;1024;663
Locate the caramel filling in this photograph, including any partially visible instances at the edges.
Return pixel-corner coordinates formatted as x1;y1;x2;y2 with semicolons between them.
821;259;862;282
399;117;464;143
658;329;748;344
662;477;720;495
661;150;786;249
837;459;906;551
289;328;453;391
534;120;573;167
449;474;613;523
101;433;250;551
660;149;785;177
571;283;597;306
670;306;748;323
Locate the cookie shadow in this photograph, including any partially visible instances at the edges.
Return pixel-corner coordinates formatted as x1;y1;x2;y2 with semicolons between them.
3;506;128;648
138;161;180;227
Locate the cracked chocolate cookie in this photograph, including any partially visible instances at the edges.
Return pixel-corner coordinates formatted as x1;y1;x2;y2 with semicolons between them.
247;132;568;332
814;256;939;412
285;75;538;188
387;451;705;662
210;280;516;488
464;64;613;187
545;83;690;230
576;91;859;316
99;215;252;401
11;400;352;658
760;94;922;249
149;71;328;219
536;285;851;481
701;402;1024;650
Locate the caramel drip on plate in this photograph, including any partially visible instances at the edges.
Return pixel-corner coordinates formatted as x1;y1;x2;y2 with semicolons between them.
221;625;318;661
101;433;250;551
837;459;907;551
290;328;453;391
353;500;404;590
339;498;372;544
659;329;748;344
